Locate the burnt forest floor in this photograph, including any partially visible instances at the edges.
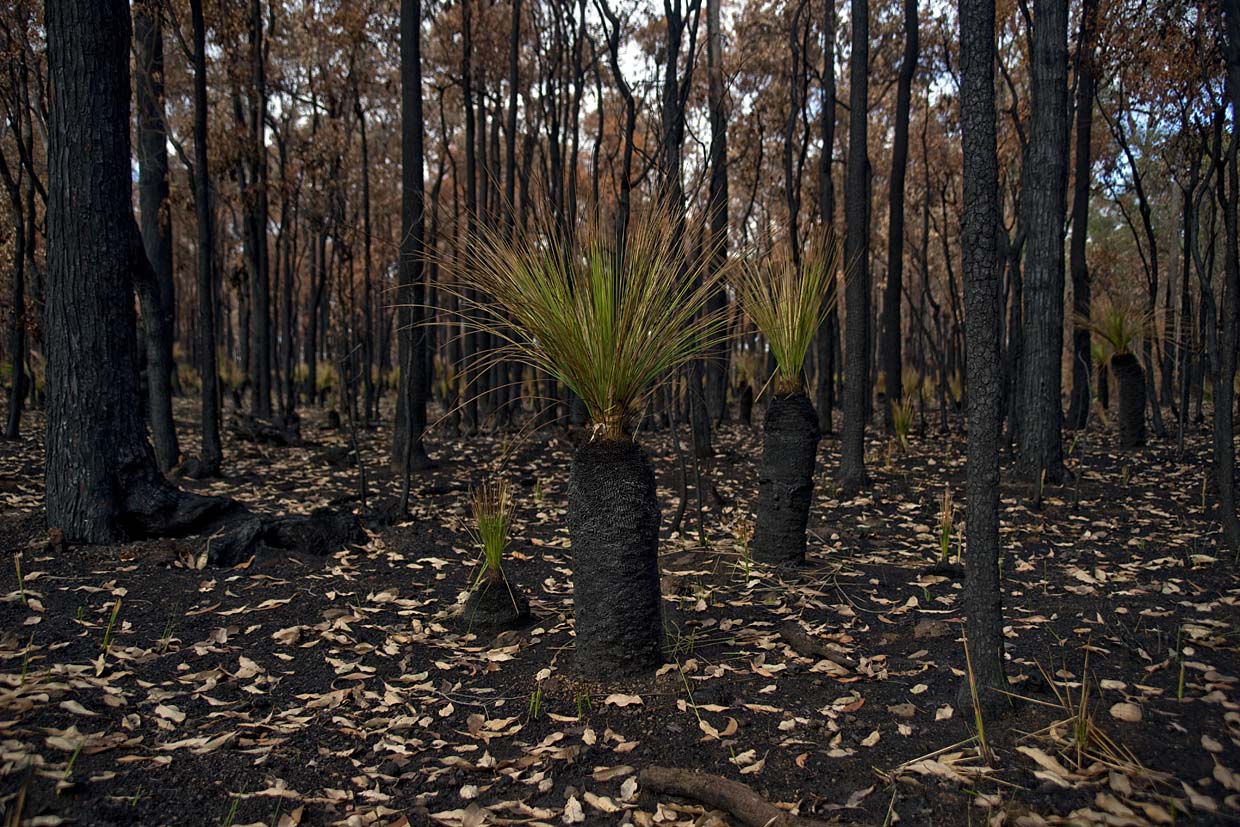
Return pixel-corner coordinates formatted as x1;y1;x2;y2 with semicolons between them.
1;397;1239;827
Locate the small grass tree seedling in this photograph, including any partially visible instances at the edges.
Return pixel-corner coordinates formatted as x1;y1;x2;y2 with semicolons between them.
939;485;955;565
1176;624;1186;701
101;597;123;656
471;476;514;588
463;476;530;631
528;684;543;720
891;395;915;453
15;552;27;607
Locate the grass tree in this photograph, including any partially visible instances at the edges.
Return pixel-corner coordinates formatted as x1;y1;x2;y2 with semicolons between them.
1078;305;1153;447
447;206;728;675
737;227;844;565
463;476;530;630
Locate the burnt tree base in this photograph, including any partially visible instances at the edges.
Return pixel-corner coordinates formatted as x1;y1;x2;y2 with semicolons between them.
751;392;820;566
230;412;302;446
568;438;664;676
463;569;532;632
205;506;363;567
116;477;231;541
1113;354;1145;448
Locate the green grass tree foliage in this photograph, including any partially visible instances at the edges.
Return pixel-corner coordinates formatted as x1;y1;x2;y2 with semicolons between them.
463;476;530;630
736;225;844;565
445;203;731;675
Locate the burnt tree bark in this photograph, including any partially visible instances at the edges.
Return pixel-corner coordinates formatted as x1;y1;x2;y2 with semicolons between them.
958;0;1009;711
189;0;222;475
0;150;26;440
44;0;224;541
394;0;433;503
840;0;870;495
1019;0;1069;484
815;0;838;434
703;0;729;424
1213;0;1240;549
133;0;180;472
569;438;664;676
243;0;272;420
1065;0;1099;430
1112;353;1145;447
751;392;820;565
878;0;918;429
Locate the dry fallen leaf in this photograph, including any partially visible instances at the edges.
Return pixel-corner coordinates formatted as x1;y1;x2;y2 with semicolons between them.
562;795;585;824
603;693;643;708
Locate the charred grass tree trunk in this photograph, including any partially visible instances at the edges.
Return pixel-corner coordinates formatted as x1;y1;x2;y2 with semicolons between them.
465;568;531;631
1112;353;1145;448
751;391;820;565
568;438;663;676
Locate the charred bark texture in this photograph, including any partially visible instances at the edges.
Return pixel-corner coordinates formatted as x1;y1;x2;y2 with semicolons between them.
751;392;820;565
1066;0;1098;431
878;0;918;428
45;0;225;542
133;0;180;472
1112;353;1145;448
839;0;870;495
190;0;222;474
1019;0;1069;483
815;0;838;434
393;0;432;488
568;439;664;676
958;0;1009;712
464;569;532;632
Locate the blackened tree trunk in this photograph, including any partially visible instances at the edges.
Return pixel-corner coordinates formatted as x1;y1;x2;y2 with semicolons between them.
659;0;709;458
569;438;663;675
504;0;521;232
189;0;222;475
246;0;272;420
461;0;479;433
958;0;1008;711
1065;0;1098;431
752;392;819;565
44;0;223;542
598;0;636;242
1019;0;1069;484
783;0;809;264
133;0;180;472
703;0;729;424
840;0;870;495
355;89;375;427
878;0;918;429
1213;0;1240;549
394;0;433;497
816;0;838;433
1112;353;1145;447
0;152;26;439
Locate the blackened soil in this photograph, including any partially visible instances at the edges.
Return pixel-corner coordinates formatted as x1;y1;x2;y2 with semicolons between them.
0;398;1237;827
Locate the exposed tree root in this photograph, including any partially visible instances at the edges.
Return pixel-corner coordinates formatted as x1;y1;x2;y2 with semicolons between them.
778;620;856;669
639;766;831;827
